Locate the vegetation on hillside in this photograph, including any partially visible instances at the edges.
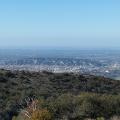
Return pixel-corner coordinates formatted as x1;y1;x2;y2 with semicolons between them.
13;93;120;120
0;69;120;120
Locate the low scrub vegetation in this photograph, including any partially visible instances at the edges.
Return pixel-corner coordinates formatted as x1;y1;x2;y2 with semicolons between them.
13;93;120;120
0;69;120;120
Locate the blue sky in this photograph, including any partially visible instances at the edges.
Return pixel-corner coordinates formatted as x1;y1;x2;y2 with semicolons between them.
0;0;120;48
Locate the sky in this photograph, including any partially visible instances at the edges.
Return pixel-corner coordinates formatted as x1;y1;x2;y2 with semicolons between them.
0;0;120;49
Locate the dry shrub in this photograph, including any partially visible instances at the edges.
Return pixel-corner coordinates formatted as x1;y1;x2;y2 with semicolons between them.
31;109;52;120
21;98;52;120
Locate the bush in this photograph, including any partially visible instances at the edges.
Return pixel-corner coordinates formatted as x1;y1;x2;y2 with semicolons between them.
31;109;52;120
13;98;52;120
46;93;120;120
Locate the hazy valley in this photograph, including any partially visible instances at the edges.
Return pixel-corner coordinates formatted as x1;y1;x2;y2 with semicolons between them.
0;49;120;79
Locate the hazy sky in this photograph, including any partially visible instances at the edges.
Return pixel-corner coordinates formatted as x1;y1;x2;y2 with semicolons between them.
0;0;120;48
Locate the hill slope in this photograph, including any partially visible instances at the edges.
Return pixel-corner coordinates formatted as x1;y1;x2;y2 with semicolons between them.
0;69;120;120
